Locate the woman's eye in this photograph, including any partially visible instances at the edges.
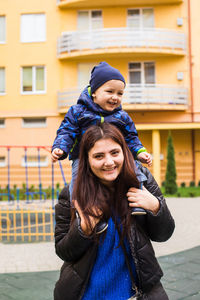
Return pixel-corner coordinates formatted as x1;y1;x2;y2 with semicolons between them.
94;154;103;159
112;151;119;156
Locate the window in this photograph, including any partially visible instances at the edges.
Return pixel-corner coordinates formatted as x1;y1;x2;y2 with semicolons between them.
22;117;46;128
0;119;5;128
21;66;46;94
78;10;102;31
0;67;5;94
21;14;46;43
129;62;155;84
22;155;48;167
0;156;6;167
151;154;164;160
127;8;154;29
0;16;6;43
78;63;96;88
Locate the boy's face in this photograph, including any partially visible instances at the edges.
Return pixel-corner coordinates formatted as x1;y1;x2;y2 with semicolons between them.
92;80;125;112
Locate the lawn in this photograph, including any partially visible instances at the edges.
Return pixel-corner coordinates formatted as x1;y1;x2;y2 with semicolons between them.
0;185;200;201
161;186;200;197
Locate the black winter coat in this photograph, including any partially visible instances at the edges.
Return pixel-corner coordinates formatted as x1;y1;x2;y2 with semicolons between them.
54;166;175;300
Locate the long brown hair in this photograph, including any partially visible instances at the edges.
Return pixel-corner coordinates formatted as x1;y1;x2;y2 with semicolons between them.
73;122;140;238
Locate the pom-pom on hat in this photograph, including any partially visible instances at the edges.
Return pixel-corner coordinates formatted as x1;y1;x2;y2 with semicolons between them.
89;62;126;94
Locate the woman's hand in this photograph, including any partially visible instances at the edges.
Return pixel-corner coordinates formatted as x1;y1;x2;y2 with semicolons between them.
127;186;160;215
74;200;102;235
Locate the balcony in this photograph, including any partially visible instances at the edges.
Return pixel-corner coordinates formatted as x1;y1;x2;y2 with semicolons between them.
57;0;183;9
57;28;186;59
57;84;188;113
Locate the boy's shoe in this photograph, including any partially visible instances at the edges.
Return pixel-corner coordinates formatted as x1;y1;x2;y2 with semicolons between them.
130;179;146;215
131;207;146;215
76;211;108;235
95;219;108;234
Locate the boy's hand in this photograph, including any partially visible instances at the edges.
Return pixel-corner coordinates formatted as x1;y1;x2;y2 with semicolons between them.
51;148;64;163
137;152;152;167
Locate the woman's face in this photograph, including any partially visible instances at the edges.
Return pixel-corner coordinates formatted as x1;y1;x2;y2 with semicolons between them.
88;138;124;186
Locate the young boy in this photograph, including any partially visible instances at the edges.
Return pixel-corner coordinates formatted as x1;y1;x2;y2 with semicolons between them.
52;62;152;216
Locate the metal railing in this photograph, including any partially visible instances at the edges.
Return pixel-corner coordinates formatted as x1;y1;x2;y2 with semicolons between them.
0;145;69;204
0;207;54;242
57;27;186;55
0;145;70;243
57;0;184;6
57;84;188;109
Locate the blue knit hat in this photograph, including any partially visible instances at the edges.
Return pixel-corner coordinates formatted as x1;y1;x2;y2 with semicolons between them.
89;62;126;94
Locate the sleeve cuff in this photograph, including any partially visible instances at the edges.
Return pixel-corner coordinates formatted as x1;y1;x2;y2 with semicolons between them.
136;147;147;156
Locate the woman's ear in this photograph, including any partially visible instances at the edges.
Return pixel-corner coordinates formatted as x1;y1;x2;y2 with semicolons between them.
92;93;96;98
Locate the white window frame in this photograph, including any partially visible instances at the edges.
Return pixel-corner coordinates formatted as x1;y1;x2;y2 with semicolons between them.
0;67;6;95
20;13;46;43
78;62;97;88
21;155;48;167
0;119;5;128
151;153;164;160
0;156;6;167
127;8;154;29
77;10;103;31
128;61;156;84
0;15;6;43
21;66;46;95
22;117;47;128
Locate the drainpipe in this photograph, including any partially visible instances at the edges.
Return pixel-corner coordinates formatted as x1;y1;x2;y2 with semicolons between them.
187;0;195;182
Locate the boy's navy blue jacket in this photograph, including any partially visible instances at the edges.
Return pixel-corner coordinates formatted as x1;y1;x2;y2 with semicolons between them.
52;87;146;161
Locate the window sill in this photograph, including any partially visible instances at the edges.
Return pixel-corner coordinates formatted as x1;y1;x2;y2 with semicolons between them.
20;40;46;43
21;91;46;95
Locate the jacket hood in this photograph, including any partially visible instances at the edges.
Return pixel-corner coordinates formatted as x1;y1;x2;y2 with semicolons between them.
77;86;122;116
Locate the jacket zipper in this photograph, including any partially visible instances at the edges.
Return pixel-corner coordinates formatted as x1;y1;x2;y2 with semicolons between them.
129;220;143;294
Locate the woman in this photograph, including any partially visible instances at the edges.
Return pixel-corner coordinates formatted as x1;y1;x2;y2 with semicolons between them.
54;123;175;300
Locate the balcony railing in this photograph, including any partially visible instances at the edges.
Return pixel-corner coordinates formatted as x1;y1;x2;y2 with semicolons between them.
57;0;183;7
57;84;188;109
57;28;186;56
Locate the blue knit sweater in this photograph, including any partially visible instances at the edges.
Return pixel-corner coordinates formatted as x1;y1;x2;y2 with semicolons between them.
82;218;137;300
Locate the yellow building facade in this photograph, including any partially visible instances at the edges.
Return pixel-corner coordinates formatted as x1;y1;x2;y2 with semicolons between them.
0;0;200;188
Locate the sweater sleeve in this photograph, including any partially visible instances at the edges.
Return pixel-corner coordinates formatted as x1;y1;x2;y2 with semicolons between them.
52;106;80;160
54;186;94;262
120;112;146;158
137;166;175;242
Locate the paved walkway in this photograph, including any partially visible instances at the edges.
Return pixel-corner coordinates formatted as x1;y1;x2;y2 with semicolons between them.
0;197;200;299
1;246;199;300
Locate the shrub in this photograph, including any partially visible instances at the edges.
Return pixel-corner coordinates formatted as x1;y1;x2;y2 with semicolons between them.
165;131;177;194
180;182;186;187
161;181;165;187
189;192;195;197
189;181;195;187
29;184;35;192
198;181;200;187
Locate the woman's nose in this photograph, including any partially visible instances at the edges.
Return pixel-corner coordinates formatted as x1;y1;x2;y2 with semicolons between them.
104;156;114;165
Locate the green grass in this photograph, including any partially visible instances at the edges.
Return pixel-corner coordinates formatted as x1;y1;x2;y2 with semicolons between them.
0;186;64;201
1;185;200;201
161;186;200;197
